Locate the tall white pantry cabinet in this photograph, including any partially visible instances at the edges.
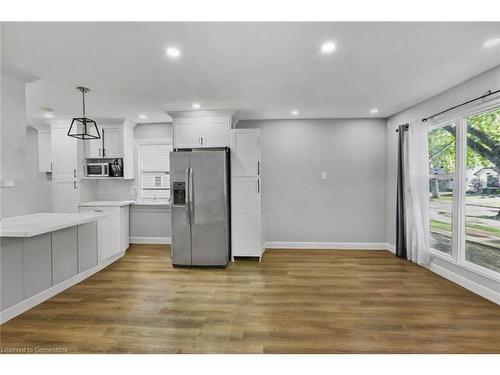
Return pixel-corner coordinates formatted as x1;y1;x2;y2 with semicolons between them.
230;129;264;261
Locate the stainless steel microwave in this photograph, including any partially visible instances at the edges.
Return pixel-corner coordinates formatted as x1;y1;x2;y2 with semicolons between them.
86;163;109;177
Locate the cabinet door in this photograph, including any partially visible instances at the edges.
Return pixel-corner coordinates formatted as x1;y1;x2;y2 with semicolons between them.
24;234;52;298
52;227;78;284
0;238;24;310
174;120;201;148
120;206;130;252
103;128;123;158
51;126;79;213
52;126;77;177
38;130;52;172
202;118;229;147
84;138;102;158
79;207;121;261
231;177;262;257
53;180;79;213
231;129;260;177
78;222;98;272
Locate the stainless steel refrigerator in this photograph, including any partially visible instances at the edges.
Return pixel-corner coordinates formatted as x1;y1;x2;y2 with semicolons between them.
170;149;230;267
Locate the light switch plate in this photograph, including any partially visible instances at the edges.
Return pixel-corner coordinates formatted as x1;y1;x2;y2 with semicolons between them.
321;171;327;180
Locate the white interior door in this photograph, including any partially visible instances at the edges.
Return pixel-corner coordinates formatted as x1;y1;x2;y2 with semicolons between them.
231;129;260;176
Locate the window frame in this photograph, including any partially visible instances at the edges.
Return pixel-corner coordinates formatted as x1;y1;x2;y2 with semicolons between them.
427;96;500;281
136;138;173;205
428;120;457;260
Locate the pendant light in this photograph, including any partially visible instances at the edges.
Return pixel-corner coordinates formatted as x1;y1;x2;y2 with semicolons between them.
67;86;101;140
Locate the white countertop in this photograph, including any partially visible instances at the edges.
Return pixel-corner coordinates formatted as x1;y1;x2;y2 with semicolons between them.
0;212;106;238
79;200;135;207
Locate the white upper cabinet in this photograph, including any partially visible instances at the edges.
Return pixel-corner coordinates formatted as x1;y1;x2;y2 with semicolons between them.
174;120;202;149
37;128;52;173
84;126;123;158
103;127;123;158
201;118;230;147
171;112;232;149
84;138;101;158
231;129;261;177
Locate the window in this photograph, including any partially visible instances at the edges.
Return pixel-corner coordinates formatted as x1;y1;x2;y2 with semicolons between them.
427;104;500;276
464;108;500;273
137;140;172;204
428;123;456;255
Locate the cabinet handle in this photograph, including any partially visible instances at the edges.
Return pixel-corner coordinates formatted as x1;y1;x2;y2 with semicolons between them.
73;169;77;178
93;209;103;212
257;161;260;175
73;181;77;189
200;137;203;146
257;179;260;193
103;148;106;157
50;162;53;172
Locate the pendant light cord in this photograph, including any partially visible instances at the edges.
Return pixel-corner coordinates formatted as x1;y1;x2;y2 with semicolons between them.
82;89;86;118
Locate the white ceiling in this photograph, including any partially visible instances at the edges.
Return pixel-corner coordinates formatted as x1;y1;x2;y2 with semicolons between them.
2;22;500;123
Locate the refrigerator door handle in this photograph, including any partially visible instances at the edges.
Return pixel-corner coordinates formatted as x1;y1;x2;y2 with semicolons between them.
189;167;195;223
185;167;191;223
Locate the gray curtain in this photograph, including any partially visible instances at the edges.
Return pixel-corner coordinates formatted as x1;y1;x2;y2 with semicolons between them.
396;124;409;258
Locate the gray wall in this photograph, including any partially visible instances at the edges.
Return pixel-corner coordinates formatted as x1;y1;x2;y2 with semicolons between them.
237;118;387;243
386;64;500;246
1;72;52;218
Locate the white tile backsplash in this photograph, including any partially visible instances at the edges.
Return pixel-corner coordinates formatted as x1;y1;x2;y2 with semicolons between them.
96;179;137;201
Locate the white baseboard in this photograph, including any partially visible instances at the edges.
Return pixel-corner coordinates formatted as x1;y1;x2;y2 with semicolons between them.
129;236;171;244
0;252;125;325
430;263;499;305
386;243;396;254
264;241;391;250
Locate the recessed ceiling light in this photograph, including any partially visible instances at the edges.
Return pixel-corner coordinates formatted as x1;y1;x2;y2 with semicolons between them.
192;103;201;109
166;47;181;58
44;113;54;118
483;38;500;48
291;110;299;116
321;41;336;54
139;114;147;120
370;108;379;114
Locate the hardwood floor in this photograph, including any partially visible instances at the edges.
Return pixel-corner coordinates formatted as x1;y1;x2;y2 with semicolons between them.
1;245;499;353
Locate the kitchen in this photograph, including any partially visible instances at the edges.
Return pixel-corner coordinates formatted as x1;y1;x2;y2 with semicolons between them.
1;18;500;365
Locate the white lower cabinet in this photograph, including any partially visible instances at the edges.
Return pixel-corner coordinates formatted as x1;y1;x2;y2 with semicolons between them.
79;206;130;261
231;177;263;259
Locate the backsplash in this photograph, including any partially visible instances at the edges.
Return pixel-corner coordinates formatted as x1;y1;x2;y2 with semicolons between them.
96;179;137;200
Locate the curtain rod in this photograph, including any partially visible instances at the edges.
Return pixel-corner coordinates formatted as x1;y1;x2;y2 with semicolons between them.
395;123;409;133
422;89;500;123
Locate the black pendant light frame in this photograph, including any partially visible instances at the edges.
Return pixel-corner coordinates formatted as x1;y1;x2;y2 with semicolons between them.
68;86;101;140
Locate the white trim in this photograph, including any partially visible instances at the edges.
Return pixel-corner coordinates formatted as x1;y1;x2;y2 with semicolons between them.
129;236;171;244
430;263;500;305
264;241;391;250
432;249;500;283
0;252;124;325
386;243;396;254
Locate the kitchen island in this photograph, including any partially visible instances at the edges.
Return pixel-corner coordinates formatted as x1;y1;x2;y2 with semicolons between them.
0;212;124;324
